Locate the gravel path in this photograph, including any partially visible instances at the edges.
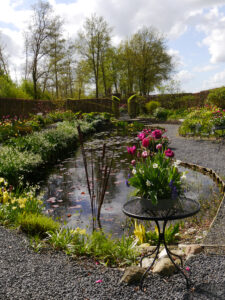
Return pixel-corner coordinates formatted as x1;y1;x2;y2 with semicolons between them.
159;124;225;178
1;123;225;299
0;226;225;300
158;124;225;247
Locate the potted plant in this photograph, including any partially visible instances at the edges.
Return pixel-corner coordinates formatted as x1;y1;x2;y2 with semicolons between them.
127;130;186;210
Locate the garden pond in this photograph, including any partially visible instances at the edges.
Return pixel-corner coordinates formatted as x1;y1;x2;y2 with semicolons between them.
40;130;222;237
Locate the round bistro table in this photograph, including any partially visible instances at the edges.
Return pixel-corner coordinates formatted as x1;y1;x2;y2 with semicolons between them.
122;197;200;289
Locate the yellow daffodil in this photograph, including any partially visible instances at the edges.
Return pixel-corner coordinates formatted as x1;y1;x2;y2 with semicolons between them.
134;220;146;244
18;198;27;209
71;227;86;235
11;198;17;204
2;191;9;204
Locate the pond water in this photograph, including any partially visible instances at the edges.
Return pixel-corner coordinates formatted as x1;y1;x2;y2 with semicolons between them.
40;131;221;237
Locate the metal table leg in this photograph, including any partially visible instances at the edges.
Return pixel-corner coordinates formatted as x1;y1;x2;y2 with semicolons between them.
140;220;193;289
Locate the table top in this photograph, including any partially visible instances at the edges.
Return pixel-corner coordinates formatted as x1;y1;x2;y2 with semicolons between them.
122;197;200;221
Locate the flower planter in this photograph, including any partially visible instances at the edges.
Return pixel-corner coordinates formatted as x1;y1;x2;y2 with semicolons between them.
140;197;177;211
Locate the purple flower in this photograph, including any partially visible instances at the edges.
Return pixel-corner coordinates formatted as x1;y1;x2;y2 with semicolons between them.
169;180;178;199
169;180;174;188
125;180;130;187
171;186;178;199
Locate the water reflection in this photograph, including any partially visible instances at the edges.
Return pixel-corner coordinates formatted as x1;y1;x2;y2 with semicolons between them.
41;131;221;237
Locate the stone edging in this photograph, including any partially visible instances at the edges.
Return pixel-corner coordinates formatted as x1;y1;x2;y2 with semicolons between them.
179;160;225;246
129;118;182;125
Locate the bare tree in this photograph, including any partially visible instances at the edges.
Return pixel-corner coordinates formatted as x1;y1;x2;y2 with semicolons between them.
76;14;112;98
47;18;66;99
24;0;56;99
0;33;9;76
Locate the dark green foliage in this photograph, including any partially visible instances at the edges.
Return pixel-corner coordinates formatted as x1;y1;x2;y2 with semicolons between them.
153;107;169;120
146;223;180;245
112;96;120;118
179;95;196;108
68;230;137;266
0;75;30;99
207;87;225;108
145;101;160;114
0;114;111;186
128;94;139;118
20;79;51;100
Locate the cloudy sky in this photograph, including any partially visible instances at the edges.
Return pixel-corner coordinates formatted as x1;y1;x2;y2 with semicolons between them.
1;0;225;93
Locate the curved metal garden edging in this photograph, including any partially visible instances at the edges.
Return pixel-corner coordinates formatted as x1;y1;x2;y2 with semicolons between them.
178;160;225;245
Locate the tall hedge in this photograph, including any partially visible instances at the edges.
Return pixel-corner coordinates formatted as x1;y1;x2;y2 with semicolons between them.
112;96;120;118
207;87;225;108
127;94;139;118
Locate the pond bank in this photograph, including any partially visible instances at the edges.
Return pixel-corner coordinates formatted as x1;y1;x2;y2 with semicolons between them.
1;122;225;299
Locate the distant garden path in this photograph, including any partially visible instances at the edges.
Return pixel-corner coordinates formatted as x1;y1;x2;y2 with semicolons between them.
156;123;225;177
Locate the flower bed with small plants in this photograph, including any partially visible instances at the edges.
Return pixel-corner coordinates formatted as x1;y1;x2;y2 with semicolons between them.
0;110;99;143
179;105;225;137
0;112;112;186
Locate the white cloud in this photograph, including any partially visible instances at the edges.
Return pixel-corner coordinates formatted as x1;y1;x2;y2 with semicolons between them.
193;64;219;72
202;70;225;90
176;70;194;83
195;7;225;63
168;49;185;68
0;0;225;88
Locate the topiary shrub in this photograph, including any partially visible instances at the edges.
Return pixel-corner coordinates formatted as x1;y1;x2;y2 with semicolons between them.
145;101;160;114
112;96;120;118
207;87;225;108
127;94;139;118
153;107;169;120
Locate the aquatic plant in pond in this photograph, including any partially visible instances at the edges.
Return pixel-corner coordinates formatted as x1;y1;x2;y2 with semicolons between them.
77;125;114;230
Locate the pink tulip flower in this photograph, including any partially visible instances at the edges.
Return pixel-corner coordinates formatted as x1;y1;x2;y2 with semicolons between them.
164;148;174;158
142;138;150;148
142;151;148;158
127;145;136;155
156;143;162;150
131;160;136;166
151;129;162;139
138;132;145;140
